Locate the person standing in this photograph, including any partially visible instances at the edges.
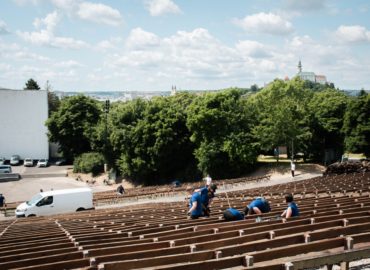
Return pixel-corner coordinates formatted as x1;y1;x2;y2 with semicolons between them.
281;193;299;219
204;174;212;187
291;161;296;177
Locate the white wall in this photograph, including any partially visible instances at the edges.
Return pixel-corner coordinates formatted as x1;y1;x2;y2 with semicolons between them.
0;89;49;160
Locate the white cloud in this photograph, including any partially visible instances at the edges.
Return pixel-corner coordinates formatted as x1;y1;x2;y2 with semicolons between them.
17;11;88;49
13;51;50;61
77;2;123;26
126;28;161;49
234;12;293;35
54;60;84;68
146;0;181;16
33;10;60;32
50;0;79;12
108;27;277;84
52;36;87;49
335;25;370;43
235;40;271;58
96;40;116;51
0;20;10;34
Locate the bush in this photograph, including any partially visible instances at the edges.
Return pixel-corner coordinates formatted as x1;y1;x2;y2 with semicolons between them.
73;152;105;176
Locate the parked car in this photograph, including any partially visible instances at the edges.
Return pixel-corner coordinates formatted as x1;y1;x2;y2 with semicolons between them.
37;159;48;167
0;165;12;173
55;158;67;166
10;155;21;165
0;157;6;165
24;158;34;167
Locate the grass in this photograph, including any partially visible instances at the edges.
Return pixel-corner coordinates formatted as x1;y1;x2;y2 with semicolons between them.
258;155;304;163
344;153;366;159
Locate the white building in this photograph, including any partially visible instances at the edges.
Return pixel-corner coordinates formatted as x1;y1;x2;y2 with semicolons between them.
0;89;49;160
297;61;327;84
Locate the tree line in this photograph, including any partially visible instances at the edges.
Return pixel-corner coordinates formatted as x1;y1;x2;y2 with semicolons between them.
40;78;369;185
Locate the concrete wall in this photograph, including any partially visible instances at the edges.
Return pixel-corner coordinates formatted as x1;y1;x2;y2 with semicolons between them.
0;89;49;160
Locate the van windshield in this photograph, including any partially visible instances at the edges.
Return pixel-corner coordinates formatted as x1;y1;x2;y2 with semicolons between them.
27;194;43;206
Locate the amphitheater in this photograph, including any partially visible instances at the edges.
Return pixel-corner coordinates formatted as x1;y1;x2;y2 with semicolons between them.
1;171;370;270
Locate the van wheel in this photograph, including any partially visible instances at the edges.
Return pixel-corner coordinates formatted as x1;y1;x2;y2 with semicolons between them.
28;214;36;217
76;208;85;212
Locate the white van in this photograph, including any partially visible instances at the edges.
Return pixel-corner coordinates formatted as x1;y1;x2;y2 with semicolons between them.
15;188;94;217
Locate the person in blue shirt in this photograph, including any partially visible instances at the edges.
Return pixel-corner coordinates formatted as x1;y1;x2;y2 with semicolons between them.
244;197;271;215
223;208;244;221
197;183;217;217
281;193;299;218
186;186;203;219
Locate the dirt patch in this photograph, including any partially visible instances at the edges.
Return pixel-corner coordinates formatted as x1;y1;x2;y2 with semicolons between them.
67;169;135;190
248;163;325;179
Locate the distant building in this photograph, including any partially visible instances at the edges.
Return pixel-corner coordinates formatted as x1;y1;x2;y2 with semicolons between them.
171;85;177;96
0;89;49;160
296;60;327;84
315;75;327;84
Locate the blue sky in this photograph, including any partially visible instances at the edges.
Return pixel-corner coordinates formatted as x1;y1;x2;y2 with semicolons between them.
0;0;369;92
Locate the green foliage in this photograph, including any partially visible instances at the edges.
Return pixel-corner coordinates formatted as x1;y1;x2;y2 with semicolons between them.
251;78;312;159
308;88;348;161
187;89;258;178
73;152;105;176
47;91;60;116
46;95;101;161
110;94;199;185
343;91;370;157
24;78;40;90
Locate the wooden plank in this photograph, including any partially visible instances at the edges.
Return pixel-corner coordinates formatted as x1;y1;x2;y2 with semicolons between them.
291;246;370;269
0;246;78;263
0;251;83;269
12;258;91;270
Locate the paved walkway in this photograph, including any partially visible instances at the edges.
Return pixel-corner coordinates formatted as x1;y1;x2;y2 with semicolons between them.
0;165;323;219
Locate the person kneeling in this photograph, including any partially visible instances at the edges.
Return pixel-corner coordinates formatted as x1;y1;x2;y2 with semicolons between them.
281;193;299;219
223;208;244;221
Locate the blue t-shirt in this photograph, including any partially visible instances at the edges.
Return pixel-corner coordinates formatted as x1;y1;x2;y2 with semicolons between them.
199;187;210;206
226;208;244;221
189;192;202;216
287;202;299;217
248;198;269;213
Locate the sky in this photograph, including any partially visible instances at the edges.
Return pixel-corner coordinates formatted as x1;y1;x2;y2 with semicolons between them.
0;0;370;92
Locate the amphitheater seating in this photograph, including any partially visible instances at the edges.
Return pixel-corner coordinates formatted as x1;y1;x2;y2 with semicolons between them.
0;172;369;270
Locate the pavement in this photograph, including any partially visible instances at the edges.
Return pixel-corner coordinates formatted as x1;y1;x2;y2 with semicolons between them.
0;164;323;218
0;165;113;203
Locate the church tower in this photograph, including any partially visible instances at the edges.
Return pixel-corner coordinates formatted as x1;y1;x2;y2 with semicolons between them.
297;60;302;73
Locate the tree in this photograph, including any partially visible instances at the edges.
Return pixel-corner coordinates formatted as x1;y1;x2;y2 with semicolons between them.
46;95;101;161
47;91;60;116
44;81;60;116
251;78;312;161
24;78;40;90
343;91;370;157
187;89;258;178
110;94;199;185
308;88;348;162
